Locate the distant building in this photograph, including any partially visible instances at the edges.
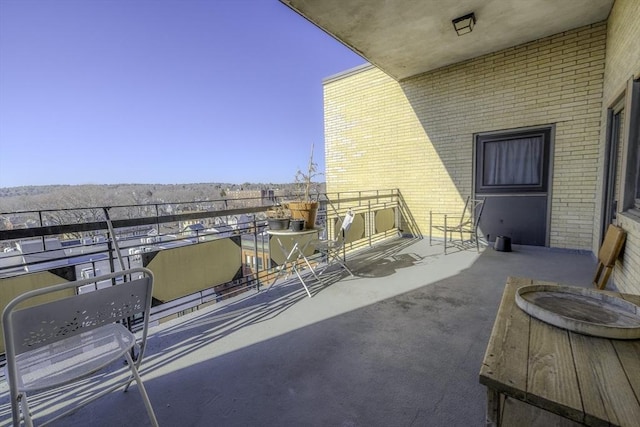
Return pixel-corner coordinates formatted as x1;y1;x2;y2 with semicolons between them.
230;214;256;232
182;223;205;233
261;189;276;204
206;225;234;239
240;234;271;285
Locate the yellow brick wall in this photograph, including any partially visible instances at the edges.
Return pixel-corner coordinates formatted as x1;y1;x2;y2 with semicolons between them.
324;23;607;250
601;0;640;107
601;0;640;295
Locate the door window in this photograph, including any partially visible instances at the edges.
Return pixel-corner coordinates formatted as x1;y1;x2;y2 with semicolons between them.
475;128;551;194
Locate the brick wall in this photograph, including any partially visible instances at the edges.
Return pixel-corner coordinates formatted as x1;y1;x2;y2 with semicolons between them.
601;0;640;107
324;22;607;250
602;0;640;295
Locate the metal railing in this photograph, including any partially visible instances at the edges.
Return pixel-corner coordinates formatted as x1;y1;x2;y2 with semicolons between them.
0;189;405;322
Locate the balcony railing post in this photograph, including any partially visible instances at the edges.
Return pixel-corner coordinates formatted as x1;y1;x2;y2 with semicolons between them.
103;207;125;273
396;196;401;235
38;210;45;251
368;200;373;247
253;219;260;291
155;204;160;236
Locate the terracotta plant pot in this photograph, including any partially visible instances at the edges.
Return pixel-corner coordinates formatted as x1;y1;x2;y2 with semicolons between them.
287;201;318;230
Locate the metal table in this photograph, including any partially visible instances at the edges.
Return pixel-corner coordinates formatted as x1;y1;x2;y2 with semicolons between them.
266;228;320;297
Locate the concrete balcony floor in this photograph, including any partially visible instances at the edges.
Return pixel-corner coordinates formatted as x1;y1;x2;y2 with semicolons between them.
0;237;597;426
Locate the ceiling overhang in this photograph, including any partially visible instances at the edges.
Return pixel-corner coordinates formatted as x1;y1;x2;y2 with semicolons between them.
280;0;614;81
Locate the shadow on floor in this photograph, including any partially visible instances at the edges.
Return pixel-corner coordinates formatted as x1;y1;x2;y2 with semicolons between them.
0;239;597;427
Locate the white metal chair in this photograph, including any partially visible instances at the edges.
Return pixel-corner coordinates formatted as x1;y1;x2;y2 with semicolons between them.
313;210;355;276
2;267;159;427
429;196;485;254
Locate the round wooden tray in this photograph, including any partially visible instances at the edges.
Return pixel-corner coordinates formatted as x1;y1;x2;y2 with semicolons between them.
515;285;640;339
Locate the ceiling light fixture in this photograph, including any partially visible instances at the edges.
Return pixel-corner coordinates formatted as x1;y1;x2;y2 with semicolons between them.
452;12;476;36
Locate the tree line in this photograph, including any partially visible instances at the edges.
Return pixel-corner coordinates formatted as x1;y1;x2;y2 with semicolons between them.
0;182;305;213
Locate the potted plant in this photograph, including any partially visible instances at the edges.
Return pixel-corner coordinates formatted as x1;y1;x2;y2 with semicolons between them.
287;143;322;230
266;205;291;230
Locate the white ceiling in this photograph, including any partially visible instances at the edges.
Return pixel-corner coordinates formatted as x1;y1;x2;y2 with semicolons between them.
280;0;614;80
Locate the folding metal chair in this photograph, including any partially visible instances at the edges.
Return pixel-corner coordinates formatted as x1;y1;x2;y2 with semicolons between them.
313;210;355;276
429;196;485;254
2;267;159;427
593;224;626;290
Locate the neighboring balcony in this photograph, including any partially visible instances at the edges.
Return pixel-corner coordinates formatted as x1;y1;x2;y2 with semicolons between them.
0;190;600;426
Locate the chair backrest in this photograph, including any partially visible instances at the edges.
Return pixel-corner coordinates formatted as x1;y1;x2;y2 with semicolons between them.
459;196;485;229
2;268;154;357
338;210;355;242
341;210;354;232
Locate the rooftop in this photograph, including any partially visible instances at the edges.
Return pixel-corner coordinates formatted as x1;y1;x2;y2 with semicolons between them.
0;237;596;426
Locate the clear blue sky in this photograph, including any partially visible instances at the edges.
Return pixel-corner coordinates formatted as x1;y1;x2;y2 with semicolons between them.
0;0;365;188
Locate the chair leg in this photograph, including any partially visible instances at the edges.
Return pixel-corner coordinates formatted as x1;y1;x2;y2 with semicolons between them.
601;267;613;290
598;266;614;290
315;248;333;277
333;250;354;276
21;394;34;427
344;263;354;276
331;256;354;276
124;352;159;427
13;392;34;427
592;263;605;288
318;250;354;277
9;392;20;427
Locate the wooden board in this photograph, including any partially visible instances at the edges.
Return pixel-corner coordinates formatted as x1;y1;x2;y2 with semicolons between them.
479;277;531;400
515;284;640;339
570;333;640;426
501;396;583;427
526;319;583;422
612;339;640;408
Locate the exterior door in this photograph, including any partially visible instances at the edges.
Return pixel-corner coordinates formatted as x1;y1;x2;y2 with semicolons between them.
474;127;552;246
602;105;624;242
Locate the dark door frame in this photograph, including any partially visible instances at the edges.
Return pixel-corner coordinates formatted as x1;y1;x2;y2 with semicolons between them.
601;99;624;244
473;124;555;247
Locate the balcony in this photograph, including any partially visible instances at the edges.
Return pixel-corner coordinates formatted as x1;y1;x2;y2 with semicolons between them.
0;190;406;322
0;197;596;425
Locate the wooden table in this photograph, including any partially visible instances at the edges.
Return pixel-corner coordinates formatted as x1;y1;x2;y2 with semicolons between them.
479;277;640;426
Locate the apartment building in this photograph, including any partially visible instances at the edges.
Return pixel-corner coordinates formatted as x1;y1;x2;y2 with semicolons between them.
282;0;640;294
